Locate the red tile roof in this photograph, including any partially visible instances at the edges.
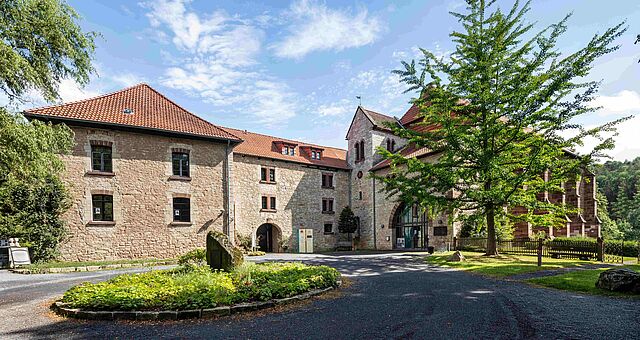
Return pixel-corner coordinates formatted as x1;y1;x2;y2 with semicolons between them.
360;107;397;130
23;84;240;141
224;127;349;170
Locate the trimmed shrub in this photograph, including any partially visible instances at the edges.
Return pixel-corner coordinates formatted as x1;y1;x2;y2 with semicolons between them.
61;262;340;311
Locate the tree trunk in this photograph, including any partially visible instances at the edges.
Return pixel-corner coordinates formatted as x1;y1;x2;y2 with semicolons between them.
485;203;499;256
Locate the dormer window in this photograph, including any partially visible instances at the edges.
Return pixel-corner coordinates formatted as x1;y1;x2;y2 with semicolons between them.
279;143;296;156
311;150;322;160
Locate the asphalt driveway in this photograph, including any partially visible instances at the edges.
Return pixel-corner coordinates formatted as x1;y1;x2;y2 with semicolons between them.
0;252;638;339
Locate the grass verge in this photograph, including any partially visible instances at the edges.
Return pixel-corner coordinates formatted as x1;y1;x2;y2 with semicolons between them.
427;251;600;277
61;262;340;311
526;265;640;297
22;258;175;271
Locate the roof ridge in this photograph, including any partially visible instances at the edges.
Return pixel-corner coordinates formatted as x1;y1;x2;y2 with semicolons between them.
224;126;346;152
24;83;149;113
360;106;394;119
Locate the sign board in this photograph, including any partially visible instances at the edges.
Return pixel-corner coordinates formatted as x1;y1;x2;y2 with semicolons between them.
9;247;31;267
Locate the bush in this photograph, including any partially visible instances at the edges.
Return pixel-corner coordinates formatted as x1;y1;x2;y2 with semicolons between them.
61;262;340;311
177;248;206;270
246;250;266;256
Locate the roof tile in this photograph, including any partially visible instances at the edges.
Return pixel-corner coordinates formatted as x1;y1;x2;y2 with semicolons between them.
225;127;349;170
24;84;240;141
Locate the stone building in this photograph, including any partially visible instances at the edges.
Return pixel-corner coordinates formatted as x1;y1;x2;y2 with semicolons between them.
24;84;600;260
24;84;240;261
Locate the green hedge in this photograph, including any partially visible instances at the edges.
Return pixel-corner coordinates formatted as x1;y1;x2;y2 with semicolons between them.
61;262;340;311
546;237;639;257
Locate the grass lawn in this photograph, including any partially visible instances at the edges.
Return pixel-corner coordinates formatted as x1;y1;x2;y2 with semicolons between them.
24;258;175;270
527;265;640;297
427;251;600;277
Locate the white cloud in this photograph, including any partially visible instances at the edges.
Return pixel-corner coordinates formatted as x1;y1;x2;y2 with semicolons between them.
571;117;640;162
352;71;378;88
143;0;298;126
145;0;226;52
272;0;383;59
317;99;351;117
589;90;640;116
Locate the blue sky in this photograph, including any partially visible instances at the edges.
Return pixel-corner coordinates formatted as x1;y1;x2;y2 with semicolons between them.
11;0;640;160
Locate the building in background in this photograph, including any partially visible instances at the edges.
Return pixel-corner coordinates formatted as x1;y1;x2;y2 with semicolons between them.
24;84;600;260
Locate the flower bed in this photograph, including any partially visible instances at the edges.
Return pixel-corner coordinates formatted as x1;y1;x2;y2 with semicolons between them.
60;262;340;311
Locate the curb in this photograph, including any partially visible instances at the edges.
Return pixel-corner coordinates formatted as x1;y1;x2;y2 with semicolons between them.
52;280;341;321
10;261;177;274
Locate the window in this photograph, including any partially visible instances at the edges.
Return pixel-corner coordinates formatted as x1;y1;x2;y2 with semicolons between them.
433;226;448;236
91;145;112;172
322;198;334;213
358;191;363;200
261;167;276;183
92;194;113;221
261;195;276;211
173;197;190;222
324;223;333;234
311;150;322;160
386;139;396;152
322;173;334;188
282;144;295;156
172;152;190;177
355;141;365;161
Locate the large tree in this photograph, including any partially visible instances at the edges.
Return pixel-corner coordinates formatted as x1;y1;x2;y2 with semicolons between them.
376;0;631;255
0;0;96;261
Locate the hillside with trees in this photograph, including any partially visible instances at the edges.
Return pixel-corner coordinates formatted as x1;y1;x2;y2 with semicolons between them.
596;157;640;239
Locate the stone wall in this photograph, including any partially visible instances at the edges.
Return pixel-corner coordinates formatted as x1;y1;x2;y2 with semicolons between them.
231;154;349;252
372;156;459;251
58;126;229;261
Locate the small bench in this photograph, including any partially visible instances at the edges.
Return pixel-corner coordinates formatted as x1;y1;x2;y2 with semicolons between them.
549;251;594;261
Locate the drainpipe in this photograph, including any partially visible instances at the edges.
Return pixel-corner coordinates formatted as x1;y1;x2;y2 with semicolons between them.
224;140;232;242
372;176;377;250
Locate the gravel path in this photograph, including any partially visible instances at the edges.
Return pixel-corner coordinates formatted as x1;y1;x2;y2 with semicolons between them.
0;253;638;339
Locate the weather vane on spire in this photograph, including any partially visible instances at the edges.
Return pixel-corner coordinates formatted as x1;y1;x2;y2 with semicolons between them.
356;96;362;106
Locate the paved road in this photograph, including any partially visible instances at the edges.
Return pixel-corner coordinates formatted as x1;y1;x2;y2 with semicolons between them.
0;252;638;339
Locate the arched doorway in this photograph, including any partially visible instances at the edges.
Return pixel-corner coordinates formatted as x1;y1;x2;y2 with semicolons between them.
392;203;428;249
256;223;281;252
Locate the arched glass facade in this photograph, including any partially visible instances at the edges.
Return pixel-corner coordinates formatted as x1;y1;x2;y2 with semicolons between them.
393;203;428;249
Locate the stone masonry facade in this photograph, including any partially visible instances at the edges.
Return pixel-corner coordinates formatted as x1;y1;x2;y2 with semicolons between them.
58;126;230;261
232;155;349;252
27;85;600;260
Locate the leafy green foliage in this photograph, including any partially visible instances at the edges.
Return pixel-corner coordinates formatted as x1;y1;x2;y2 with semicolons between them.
0;0;96;103
0;109;74;261
596;157;640;239
375;0;630;255
337;206;358;234
177;248;206;270
0;0;96;261
61;262;340;311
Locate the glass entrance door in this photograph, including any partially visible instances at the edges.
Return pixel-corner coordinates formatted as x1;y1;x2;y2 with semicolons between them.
393;203;428;249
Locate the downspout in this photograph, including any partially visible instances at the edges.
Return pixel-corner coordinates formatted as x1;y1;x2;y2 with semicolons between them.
225;140;232;242
372;176;377;250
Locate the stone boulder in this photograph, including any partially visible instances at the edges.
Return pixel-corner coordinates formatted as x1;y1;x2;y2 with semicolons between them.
595;268;640;293
206;231;244;271
447;251;465;262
